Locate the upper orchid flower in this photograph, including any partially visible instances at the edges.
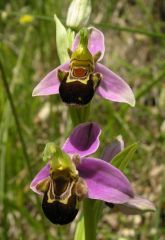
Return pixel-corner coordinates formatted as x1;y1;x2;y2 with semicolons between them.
32;27;135;106
30;123;154;225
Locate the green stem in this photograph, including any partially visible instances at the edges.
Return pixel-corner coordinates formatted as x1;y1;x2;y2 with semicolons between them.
0;60;48;238
96;22;165;40
2;11;165;39
69;104;97;240
83;199;96;240
136;70;165;100
57;22;95;240
0;60;33;179
69;104;91;127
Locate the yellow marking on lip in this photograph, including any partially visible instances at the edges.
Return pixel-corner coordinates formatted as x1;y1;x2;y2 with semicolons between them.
66;78;89;84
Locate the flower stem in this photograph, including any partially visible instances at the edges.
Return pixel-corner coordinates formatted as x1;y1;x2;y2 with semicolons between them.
69;104;91;126
0;60;33;179
69;104;97;240
83;199;97;240
0;60;48;238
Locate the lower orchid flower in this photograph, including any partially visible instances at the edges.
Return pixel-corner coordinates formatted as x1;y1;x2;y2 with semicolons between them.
32;27;135;107
30;123;155;225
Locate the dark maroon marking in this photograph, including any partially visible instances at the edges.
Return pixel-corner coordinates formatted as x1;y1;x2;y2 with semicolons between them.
42;192;78;225
72;68;87;78
59;79;94;105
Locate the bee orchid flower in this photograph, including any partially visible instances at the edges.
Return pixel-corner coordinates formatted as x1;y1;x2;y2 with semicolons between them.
30;123;154;225
32;28;135;106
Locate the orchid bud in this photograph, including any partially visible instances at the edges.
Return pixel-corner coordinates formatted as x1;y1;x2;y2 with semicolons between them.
66;0;91;29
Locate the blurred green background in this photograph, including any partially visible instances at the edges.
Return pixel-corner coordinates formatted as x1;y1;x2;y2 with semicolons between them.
0;0;165;239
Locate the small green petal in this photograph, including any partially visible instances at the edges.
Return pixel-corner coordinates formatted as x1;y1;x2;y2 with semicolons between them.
43;142;77;177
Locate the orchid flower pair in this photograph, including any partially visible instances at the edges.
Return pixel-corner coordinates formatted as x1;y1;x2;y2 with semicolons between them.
32;27;135;107
30;123;155;225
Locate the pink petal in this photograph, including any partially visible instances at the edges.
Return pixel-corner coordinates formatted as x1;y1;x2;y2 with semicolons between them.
78;157;134;204
117;195;156;215
32;62;69;96
62;122;101;158
30;164;50;195
72;27;105;61
96;63;135;106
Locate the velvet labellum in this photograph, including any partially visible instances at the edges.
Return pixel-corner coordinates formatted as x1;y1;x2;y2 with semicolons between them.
41;174;87;225
41;175;79;225
59;75;96;105
42;194;78;225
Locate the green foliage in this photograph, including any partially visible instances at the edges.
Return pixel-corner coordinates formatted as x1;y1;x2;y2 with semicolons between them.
54;14;70;63
0;0;165;239
111;143;138;171
74;216;85;240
